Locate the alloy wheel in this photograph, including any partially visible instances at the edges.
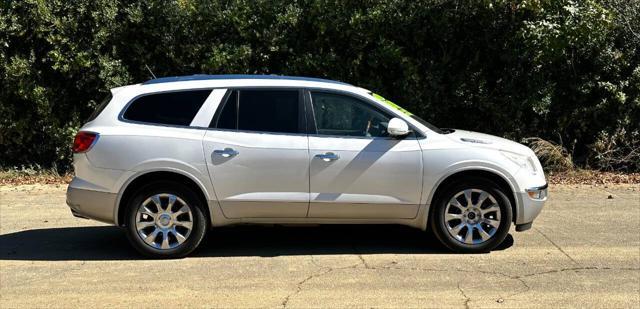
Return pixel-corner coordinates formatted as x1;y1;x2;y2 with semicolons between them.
135;193;194;250
444;189;502;245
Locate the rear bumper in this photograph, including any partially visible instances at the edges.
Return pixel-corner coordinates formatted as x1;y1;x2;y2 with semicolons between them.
66;185;117;224
514;184;548;230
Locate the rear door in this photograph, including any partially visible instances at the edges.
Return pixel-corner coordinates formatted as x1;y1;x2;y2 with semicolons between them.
306;90;423;219
202;89;310;218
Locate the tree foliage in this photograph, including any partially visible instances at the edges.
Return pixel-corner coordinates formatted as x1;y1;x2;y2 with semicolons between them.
1;0;639;171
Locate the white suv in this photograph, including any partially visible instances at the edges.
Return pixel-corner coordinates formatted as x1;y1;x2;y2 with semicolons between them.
66;75;547;258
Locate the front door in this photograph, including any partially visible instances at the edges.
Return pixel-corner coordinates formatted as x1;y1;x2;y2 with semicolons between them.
203;89;309;218
307;91;423;219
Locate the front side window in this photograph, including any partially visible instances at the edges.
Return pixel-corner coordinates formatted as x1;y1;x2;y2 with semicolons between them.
310;92;391;137
370;92;443;134
123;90;211;126
212;89;301;134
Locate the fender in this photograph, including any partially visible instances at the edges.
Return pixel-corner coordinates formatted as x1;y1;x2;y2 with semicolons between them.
112;161;220;226
425;161;519;206
417;160;520;230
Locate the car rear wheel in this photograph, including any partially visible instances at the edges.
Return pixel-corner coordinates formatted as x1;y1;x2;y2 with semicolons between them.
430;177;512;253
125;181;207;258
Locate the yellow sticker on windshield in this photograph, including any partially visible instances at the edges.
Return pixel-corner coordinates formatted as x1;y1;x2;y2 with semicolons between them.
372;93;413;116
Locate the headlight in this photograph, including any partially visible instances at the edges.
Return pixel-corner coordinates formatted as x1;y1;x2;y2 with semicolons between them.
500;151;538;174
526;184;548;200
527;188;547;199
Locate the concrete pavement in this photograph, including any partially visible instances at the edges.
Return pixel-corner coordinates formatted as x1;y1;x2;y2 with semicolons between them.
0;184;638;308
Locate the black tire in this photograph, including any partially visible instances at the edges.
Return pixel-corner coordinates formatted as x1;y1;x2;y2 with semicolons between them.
124;181;207;258
430;177;512;253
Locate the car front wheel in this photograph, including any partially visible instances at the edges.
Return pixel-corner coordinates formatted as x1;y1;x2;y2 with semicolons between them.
430;177;513;253
125;181;207;258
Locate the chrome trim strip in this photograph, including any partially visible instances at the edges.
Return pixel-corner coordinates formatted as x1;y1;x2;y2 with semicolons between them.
526;183;548;192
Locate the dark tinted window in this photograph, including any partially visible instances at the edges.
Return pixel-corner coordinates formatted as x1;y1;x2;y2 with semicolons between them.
214;91;238;129
311;92;391;137
86;93;112;122
123;90;211;126
212;89;301;134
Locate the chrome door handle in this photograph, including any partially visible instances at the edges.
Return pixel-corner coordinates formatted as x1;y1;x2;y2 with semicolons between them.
213;148;239;158
315;152;339;162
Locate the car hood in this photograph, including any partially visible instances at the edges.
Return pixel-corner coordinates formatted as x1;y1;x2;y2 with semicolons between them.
445;129;534;156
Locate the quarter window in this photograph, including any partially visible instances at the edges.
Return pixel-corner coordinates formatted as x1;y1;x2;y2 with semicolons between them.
123;90;211;126
310;92;391;137
212;89;301;134
86;92;112;122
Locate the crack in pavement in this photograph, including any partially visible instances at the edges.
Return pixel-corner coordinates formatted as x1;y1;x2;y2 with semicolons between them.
457;281;471;309
378;262;530;306
374;262;513;279
296;257;638;307
357;254;371;269
534;227;580;266
278;235;639;308
351;242;372;270
280;255;361;308
280;256;327;308
501;276;532;300
503;266;640;301
516;266;640;279
383;263;637;306
281;269;332;308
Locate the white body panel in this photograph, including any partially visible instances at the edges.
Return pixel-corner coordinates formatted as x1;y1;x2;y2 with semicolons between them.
308;136;422;219
202;130;310;218
67;76;547;230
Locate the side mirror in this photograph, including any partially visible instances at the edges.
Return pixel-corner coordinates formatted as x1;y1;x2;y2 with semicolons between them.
387;117;410;136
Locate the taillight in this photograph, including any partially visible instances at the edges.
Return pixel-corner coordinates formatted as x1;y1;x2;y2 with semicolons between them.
72;131;98;153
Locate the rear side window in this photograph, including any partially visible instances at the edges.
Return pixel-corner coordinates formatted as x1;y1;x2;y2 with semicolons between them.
212;89;302;134
86;92;112;122
215;91;238;130
123;90;211;126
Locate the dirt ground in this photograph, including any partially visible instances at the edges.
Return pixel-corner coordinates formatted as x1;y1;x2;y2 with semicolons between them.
0;184;638;308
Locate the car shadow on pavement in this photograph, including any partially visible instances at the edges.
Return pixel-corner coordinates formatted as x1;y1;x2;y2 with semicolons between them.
0;225;513;261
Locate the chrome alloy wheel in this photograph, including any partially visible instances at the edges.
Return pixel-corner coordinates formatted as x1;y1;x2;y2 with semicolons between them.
135;193;194;250
444;189;502;245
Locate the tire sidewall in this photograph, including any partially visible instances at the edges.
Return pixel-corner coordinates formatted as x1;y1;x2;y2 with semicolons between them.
125;181;207;258
430;178;513;253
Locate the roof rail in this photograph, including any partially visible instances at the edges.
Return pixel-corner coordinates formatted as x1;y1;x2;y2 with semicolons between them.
142;74;351;86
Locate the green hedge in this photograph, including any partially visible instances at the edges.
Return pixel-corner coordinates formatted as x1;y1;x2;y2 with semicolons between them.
1;0;639;171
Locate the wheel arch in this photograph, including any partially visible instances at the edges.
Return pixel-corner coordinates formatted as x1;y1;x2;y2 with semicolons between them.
426;168;519;226
115;170;211;227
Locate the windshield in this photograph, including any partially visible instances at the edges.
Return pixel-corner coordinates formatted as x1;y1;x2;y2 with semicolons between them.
369;92;444;134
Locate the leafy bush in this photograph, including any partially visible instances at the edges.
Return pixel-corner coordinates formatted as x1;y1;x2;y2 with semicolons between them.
1;0;638;172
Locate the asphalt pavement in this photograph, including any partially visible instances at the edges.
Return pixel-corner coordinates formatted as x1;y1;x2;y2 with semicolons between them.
1;184;638;308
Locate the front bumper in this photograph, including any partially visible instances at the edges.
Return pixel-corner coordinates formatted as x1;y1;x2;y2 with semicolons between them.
514;184;548;231
66;185;117;224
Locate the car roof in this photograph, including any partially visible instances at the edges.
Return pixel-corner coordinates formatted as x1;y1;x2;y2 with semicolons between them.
142;74;352;86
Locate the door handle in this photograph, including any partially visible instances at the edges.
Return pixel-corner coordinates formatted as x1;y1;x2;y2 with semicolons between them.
213;148;239;158
315;152;339;162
